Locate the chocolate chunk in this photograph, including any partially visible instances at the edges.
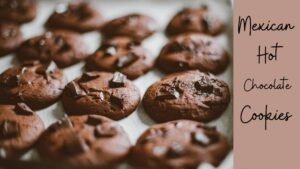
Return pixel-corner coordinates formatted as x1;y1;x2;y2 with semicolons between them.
66;81;87;98
0;121;19;139
62;134;89;154
202;14;213;32
156;87;180;100
181;14;194;25
55;3;68;14
126;41;140;49
191;132;210;146
194;76;213;93
166;142;185;158
115;53;138;68
85;116;102;126
109;72;126;88
152;146;167;156
80;72;99;82
94;124;117;138
104;46;117;56
1;28;16;38
36;61;57;75
99;91;105;101
167;42;185;53
49;116;73;132
1;74;20;87
109;94;124;108
191;131;218;147
15;102;34;115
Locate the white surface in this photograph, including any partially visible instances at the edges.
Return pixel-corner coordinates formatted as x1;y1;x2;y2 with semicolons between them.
0;0;233;168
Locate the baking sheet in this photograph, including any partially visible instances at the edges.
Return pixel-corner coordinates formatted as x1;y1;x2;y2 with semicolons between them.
0;0;233;168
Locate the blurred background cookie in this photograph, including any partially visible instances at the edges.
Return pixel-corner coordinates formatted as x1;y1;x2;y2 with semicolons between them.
101;13;156;42
45;1;105;33
165;6;223;37
0;22;22;57
0;0;37;24
16;30;88;68
86;37;154;80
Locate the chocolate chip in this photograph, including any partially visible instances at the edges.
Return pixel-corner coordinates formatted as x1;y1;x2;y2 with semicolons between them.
85;116;102;126
36;61;57;75
152;146;167;156
181;14;194;25
156;87;180;100
15;102;34;115
62;134;89;155
126;41;140;49
80;72;99;82
191;132;210;146
0;121;19;139
166;142;185;158
1;28;16;38
191;131;218;147
104;46;117;56
194;76;214;93
0;74;20;87
49;116;73;132
200;4;208;10
109;94;124;108
109;72;126;88
94;124;118;138
115;53;138;68
66;81;87;98
55;3;68;14
54;36;65;47
167;42;185;53
202;14;213;32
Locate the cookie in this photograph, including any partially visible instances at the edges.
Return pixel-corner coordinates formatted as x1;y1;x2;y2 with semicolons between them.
165;6;223;37
0;103;44;158
16;30;88;68
142;70;230;123
86;37;154;79
130;120;230;169
37;115;131;168
45;2;105;33
0;61;67;110
0;22;23;57
0;0;37;24
62;72;140;120
101;13;156;42
156;33;229;74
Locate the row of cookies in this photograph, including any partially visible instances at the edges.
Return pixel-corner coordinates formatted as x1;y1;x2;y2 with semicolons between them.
0;61;230;122
0;104;229;169
0;0;229;78
0;0;222;36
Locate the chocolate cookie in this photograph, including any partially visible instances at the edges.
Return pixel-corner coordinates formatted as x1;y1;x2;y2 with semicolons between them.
130;120;230;169
156;33;229;74
0;22;23;57
45;2;105;33
37;115;131;168
16;30;88;68
0;103;44;158
0;61;67;110
86;37;154;79
0;0;37;24
101;13;156;42
62;72;140;120
142;70;230;123
165;6;223;37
